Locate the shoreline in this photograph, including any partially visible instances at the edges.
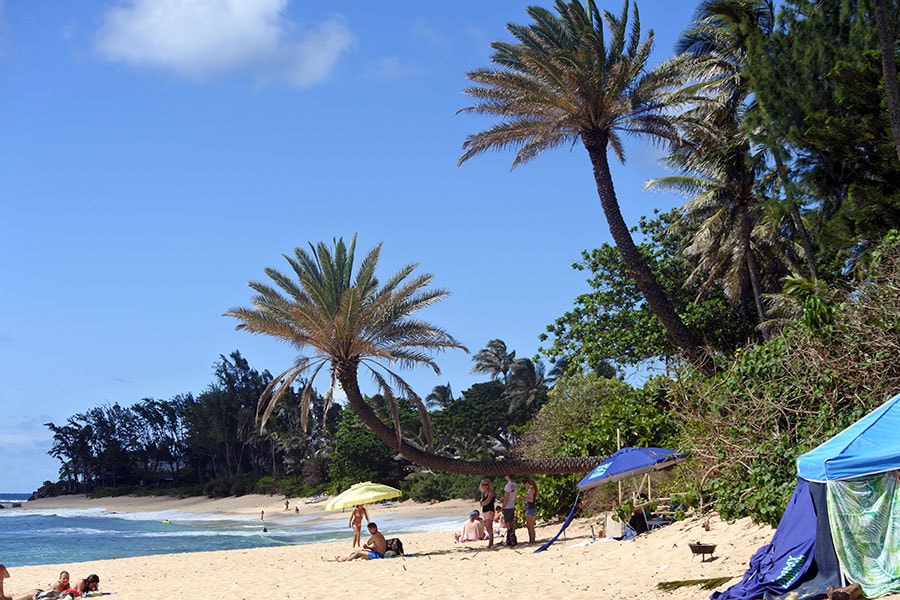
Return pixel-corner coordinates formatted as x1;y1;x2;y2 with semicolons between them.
8;494;899;600
3;493;770;600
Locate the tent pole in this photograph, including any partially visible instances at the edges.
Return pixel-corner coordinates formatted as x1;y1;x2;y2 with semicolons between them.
617;429;622;504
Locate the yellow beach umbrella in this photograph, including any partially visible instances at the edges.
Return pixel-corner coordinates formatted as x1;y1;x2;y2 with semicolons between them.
323;481;402;511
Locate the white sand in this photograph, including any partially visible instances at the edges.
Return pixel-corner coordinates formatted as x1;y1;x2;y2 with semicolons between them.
3;494;897;600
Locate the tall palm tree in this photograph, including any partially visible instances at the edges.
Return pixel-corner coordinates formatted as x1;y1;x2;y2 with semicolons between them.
226;236;603;475
646;116;800;336
458;0;714;376
677;0;818;281
470;339;516;383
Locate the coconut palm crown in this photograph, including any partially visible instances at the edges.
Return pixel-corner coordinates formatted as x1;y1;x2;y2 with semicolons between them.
227;236;605;476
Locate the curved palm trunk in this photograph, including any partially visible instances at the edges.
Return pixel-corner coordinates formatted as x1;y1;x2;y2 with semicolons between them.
335;364;602;476
582;131;715;376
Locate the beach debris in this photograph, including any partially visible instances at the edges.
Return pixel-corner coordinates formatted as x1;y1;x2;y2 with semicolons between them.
657;576;734;591
827;583;862;600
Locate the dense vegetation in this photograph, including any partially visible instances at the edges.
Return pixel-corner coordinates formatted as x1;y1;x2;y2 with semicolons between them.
40;0;900;528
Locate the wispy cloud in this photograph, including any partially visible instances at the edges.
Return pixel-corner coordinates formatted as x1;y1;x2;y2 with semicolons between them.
362;56;421;81
94;0;354;87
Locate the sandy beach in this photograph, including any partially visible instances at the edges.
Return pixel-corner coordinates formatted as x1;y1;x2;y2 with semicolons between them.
0;493;790;600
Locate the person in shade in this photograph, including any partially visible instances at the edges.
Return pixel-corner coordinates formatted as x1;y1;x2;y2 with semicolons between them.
327;522;387;562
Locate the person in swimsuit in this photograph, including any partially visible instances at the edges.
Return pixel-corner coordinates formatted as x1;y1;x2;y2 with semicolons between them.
479;479;496;548
51;571;70;592
67;574;100;596
0;564;41;600
329;522;387;561
522;476;539;543
348;504;370;548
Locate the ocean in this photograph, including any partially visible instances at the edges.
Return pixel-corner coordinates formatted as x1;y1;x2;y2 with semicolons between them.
0;493;459;567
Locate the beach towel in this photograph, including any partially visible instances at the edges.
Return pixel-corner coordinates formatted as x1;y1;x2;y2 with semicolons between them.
827;474;900;598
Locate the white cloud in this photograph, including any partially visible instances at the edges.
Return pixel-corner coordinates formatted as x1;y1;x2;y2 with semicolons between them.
94;0;354;87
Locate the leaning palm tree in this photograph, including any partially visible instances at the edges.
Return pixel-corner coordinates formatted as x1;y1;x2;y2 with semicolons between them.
226;235;603;475
458;0;714;376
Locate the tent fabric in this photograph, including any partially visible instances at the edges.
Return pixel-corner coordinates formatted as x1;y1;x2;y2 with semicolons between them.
796;394;900;482
576;447;685;491
710;478;818;600
766;481;841;600
826;473;900;598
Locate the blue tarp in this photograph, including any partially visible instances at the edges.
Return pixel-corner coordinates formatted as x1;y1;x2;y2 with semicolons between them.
711;479;818;600
796;394;900;482
576;447;686;491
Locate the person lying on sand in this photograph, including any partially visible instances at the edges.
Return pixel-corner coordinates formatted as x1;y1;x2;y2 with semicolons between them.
51;571;70;593
325;522;387;561
0;564;42;600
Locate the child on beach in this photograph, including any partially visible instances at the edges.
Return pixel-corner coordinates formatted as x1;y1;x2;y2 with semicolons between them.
348;504;369;548
51;571;70;592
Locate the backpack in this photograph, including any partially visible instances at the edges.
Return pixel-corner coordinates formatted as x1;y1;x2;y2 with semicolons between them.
385;537;404;556
506;529;517;547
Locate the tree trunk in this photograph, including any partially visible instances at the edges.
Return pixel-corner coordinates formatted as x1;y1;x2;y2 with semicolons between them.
772;150;818;281
336;365;603;476
873;0;900;164
582;131;716;376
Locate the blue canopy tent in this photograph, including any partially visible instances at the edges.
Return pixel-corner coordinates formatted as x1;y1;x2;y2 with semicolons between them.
712;393;900;600
534;447;685;553
577;446;687;493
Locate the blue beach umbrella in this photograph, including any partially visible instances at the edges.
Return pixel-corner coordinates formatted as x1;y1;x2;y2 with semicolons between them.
577;446;686;492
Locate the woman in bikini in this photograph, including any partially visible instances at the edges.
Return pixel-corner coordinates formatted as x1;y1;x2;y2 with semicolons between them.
348;504;369;548
479;479;496;548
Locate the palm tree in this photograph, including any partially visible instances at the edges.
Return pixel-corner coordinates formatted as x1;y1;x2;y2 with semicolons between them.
458;0;714;376
470;339;516;383
646;117;800;336
503;357;550;414
424;383;455;410
226;236;603;475
676;0;819;281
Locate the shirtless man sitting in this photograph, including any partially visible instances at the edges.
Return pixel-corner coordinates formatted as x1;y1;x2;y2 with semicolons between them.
329;522;387;561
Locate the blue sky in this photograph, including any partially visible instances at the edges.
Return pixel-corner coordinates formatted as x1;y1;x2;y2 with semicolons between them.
0;0;697;492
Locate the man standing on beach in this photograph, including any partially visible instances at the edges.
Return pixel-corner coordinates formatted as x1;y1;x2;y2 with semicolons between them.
502;474;517;546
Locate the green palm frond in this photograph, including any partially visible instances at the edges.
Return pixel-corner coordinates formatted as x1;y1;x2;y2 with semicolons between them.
225;234;468;444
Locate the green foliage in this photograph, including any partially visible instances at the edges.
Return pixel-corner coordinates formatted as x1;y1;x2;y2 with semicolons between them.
403;472;482;503
672;234;900;526
540;211;758;373
517;373;678;516
328;408;403;491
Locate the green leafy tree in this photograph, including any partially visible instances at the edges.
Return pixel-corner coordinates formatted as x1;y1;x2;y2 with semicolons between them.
458;0;713;375
227;236;604;475
328;408;402;489
540;212;756;373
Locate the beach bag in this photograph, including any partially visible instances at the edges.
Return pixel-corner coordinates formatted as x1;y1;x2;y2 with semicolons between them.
385;537;404;556
506;529;517;547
